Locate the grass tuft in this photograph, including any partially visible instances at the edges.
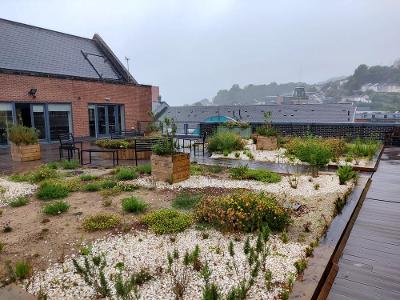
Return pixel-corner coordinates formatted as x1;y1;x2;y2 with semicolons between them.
122;196;147;213
43;200;70;215
37;182;69;200
9;197;29;207
83;213;121;231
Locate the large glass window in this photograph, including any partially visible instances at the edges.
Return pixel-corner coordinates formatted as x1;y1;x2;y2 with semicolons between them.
88;104;125;137
0;103;13;145
48;104;72;140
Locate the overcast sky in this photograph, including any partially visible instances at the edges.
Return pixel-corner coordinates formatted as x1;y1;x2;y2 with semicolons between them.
1;0;400;105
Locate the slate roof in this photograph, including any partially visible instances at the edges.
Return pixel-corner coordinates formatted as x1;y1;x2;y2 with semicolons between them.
0;18;135;83
159;103;356;123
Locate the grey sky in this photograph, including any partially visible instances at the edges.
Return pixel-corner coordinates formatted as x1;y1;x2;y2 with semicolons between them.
1;0;400;105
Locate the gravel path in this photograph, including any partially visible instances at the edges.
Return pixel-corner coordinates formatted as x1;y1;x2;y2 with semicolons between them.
132;174;352;200
26;229;305;299
0;178;37;207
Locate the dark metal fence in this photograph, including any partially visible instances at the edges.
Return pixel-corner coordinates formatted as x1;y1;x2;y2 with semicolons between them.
200;122;400;144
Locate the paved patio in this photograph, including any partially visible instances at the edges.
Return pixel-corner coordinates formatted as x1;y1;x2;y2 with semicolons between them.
328;147;400;300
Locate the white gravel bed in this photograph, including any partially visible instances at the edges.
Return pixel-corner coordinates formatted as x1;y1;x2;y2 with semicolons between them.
26;229;305;299
210;140;375;167
131;174;352;200
0;178;37;207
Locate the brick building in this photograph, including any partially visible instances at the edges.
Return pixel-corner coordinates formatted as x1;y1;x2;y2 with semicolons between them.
0;18;152;144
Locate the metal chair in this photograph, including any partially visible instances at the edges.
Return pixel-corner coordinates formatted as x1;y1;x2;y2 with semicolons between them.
58;133;82;161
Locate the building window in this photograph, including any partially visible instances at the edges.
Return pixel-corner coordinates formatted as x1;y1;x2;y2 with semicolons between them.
48;104;72;140
0;103;13;145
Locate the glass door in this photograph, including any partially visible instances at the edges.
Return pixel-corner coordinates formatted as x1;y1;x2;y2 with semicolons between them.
32;104;46;139
89;104;124;137
97;106;107;135
0;103;13;145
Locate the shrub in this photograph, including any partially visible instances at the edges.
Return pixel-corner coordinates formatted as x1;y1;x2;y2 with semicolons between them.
142;209;192;234
83;213;121;231
195;191;290;232
122;196;147;213
37;182;69;200
286;136;332;177
80;174;99;181
8;125;38;145
172;192;202;210
9;173;31;182
9;197;29;207
14;261;31;279
229;165;281;183
30;165;58;183
60;177;82;192
96;139;132;149
346;138;380;159
116;168;138;181
294;259;308;274
135;163;152;175
256;126;277;137
207;131;244;154
84;183;102;192
337;165;357;185
234;152;240;158
100;180;118;189
322;138;346;159
43;200;70;215
60;159;80;170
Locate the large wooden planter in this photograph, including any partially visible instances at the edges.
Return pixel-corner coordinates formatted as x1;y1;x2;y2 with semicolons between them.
256;136;278;150
99;149;151;160
151;153;190;184
10;143;41;162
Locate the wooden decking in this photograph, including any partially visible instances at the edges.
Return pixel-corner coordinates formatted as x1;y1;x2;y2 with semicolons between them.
328;147;400;300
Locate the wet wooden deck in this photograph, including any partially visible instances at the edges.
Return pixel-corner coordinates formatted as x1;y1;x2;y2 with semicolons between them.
328;147;400;300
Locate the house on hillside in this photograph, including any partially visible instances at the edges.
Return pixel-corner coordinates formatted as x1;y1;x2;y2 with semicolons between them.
0;18;154;145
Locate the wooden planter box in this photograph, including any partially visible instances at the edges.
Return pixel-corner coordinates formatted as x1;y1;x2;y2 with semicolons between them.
256;136;278;150
151;153;190;184
99;149;151;160
10;143;41;162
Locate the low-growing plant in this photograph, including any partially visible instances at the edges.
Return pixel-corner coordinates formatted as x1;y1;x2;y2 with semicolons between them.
43;200;70;215
346;138;380;160
59;159;80;170
135;163;152;175
195;191;290;232
37;182;69;200
208;165;223;174
83;213;121;231
8;173;31;182
102;199;112;207
207;131;244;154
281;230;289;243
9;196;29;207
30;165;58;183
84;183;102;192
122;196;147;213
114;268;153;299
337;165;357;185
80;174;99;181
46;162;59;169
14;261;31;279
116;168;138;181
229;165;281;183
234;152;240;158
294;258;308;274
100;180;118;189
117;182;139;192
142;209;192;234
190;164;205;175
172;192;202;210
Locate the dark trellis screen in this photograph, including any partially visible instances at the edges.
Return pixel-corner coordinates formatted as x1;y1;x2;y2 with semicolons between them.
200;122;400;145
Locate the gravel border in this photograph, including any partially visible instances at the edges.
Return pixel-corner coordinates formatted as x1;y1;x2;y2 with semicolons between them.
0;178;37;207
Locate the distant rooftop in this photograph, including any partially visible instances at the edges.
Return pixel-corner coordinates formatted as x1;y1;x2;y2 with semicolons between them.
0;18;136;83
159;103;356;123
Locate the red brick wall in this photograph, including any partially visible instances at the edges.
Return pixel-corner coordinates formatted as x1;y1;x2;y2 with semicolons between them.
0;73;152;137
